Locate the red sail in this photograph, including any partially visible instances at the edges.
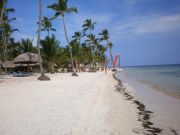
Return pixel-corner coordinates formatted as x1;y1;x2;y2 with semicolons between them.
114;55;119;66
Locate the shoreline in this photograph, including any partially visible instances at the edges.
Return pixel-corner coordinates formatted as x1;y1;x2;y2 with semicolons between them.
113;72;164;135
118;71;180;135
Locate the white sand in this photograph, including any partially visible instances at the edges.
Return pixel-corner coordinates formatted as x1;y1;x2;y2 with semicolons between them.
0;72;141;135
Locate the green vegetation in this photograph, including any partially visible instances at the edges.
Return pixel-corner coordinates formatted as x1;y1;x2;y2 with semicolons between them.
99;29;114;67
48;0;78;76
0;0;114;75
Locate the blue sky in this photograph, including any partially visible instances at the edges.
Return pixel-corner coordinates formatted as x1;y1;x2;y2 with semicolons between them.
7;0;180;66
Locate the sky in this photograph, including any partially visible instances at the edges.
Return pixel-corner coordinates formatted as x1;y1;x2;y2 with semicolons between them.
7;0;180;66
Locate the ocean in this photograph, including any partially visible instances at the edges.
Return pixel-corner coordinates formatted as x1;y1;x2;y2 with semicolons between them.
120;64;180;98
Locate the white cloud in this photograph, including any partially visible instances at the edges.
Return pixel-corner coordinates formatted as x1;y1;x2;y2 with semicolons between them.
110;13;180;38
73;13;113;24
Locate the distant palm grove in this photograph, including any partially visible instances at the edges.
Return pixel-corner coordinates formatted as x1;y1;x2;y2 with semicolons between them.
0;0;114;75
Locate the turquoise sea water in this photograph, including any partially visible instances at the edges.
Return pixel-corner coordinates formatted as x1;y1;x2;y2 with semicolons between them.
122;64;180;98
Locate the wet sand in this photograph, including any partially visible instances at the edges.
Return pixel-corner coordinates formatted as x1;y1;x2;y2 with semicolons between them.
119;71;180;135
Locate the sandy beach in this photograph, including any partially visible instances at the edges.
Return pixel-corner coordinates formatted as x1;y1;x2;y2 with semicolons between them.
0;72;142;135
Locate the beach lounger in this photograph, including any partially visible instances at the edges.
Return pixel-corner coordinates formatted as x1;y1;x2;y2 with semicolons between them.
13;71;31;77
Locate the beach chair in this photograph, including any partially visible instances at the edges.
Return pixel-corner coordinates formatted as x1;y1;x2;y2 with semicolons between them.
13;72;23;77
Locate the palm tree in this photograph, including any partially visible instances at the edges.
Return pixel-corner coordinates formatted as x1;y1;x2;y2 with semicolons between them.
82;19;96;70
41;16;56;37
70;40;81;71
48;0;78;76
108;42;114;67
72;31;84;43
40;35;60;73
6;38;20;60
81;42;91;64
19;38;36;53
99;29;114;68
37;0;50;80
0;5;18;72
72;31;85;70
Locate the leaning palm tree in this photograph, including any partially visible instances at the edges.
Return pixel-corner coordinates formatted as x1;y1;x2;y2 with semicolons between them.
82;19;96;70
99;29;114;68
37;0;50;80
48;0;78;76
41;16;56;37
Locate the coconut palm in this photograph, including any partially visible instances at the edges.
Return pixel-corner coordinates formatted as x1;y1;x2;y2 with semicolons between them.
70;40;82;71
72;31;84;43
19;38;36;53
41;16;56;37
0;7;18;73
37;0;50;80
41;34;60;73
81;42;91;64
82;19;96;70
6;38;20;60
1;24;18;69
48;0;78;76
108;42;113;65
99;29;114;68
72;31;85;68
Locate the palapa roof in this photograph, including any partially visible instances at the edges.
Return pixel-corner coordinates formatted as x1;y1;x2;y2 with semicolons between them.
1;61;16;68
13;52;39;64
15;63;39;67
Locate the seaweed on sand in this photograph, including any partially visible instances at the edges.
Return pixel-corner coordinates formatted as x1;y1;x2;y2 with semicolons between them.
113;73;163;135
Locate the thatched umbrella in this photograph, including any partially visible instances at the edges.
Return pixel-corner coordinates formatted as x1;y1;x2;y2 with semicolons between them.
2;61;15;68
13;52;39;64
13;52;39;72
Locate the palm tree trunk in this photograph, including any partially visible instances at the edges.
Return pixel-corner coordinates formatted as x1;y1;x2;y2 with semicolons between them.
89;30;95;70
75;58;78;72
47;30;49;38
62;16;77;76
110;48;114;68
0;0;5;25
3;33;7;73
107;39;114;68
1;0;7;73
37;0;44;75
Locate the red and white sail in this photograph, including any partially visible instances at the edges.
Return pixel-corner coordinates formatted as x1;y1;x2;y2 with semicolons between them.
114;54;120;68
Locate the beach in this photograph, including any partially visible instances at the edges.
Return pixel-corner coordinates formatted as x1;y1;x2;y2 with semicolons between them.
0;71;142;135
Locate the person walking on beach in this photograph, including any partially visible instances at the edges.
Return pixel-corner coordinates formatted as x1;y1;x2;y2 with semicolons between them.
104;58;109;74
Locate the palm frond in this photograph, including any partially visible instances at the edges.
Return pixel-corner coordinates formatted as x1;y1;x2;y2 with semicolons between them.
47;3;59;11
50;28;56;32
66;7;77;13
7;17;16;23
6;8;15;13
